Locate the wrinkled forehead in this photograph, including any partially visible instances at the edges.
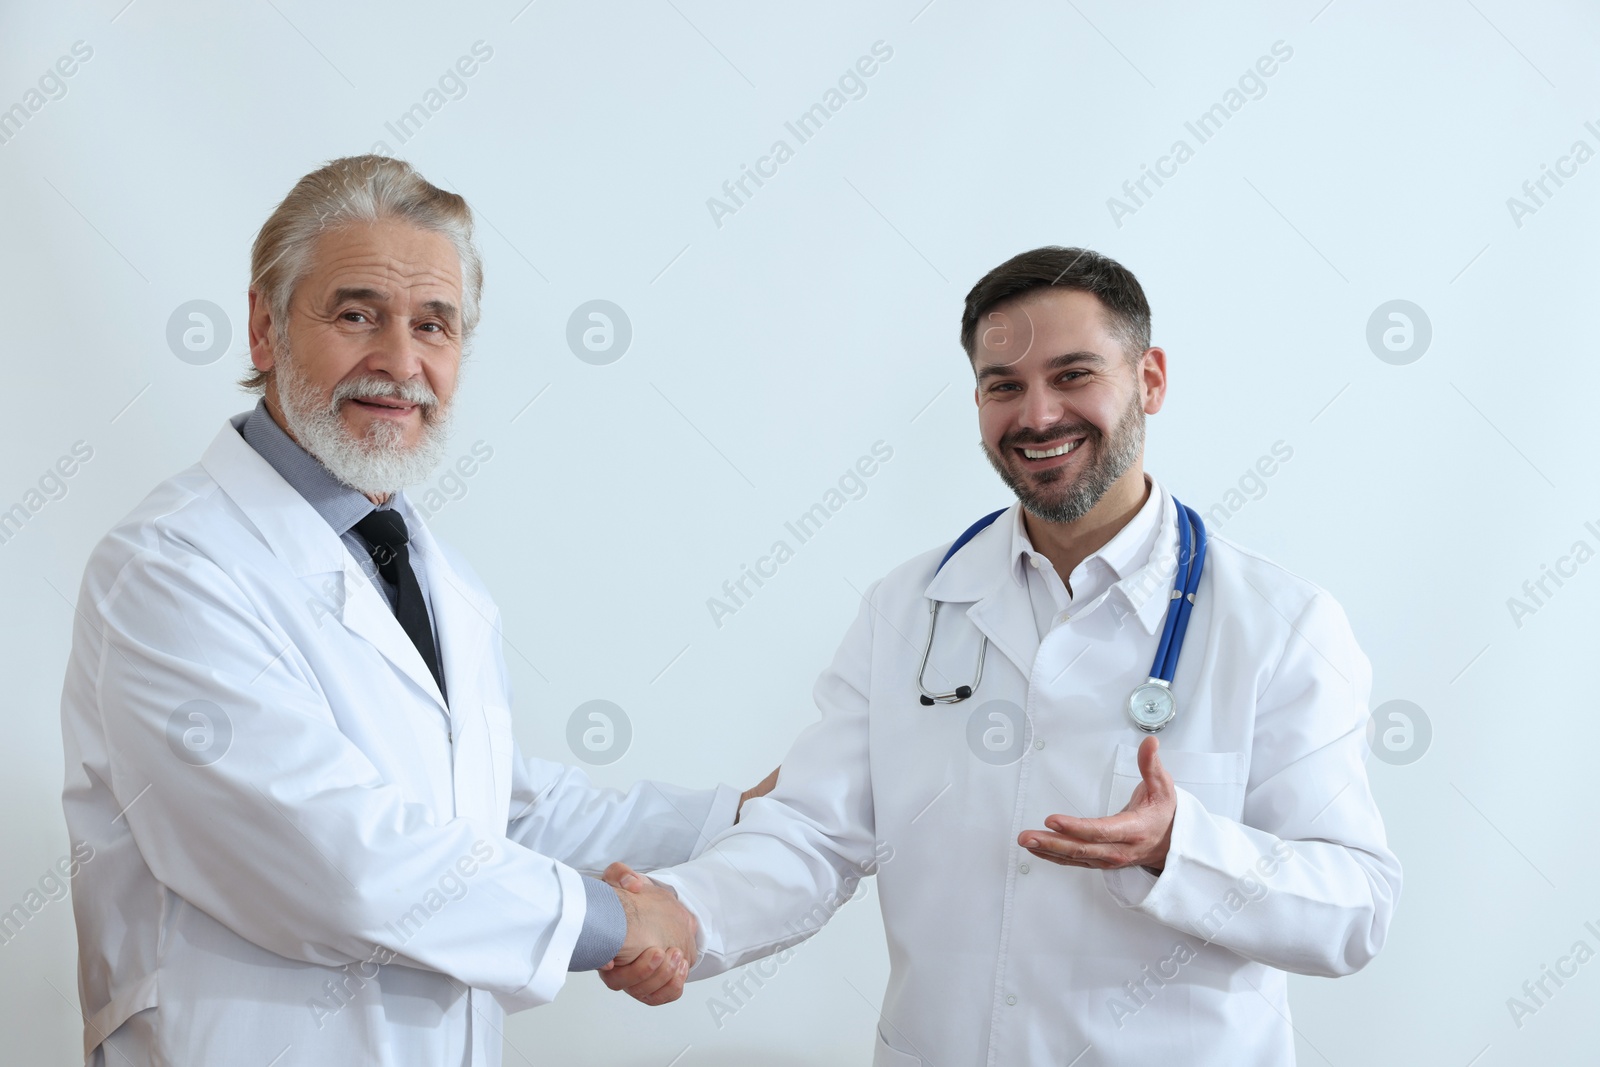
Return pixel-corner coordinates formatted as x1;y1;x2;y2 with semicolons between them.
972;288;1119;373
301;221;464;304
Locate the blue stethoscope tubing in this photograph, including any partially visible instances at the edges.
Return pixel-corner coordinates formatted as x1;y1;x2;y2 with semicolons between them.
915;495;1207;733
1155;499;1207;683
1127;498;1206;732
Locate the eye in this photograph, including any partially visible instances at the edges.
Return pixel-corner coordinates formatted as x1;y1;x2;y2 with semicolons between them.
341;310;371;323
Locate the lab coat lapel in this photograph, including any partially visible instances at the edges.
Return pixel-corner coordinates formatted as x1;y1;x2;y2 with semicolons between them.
200;416;347;579
337;555;450;716
923;504;1041;682
201;417;450;717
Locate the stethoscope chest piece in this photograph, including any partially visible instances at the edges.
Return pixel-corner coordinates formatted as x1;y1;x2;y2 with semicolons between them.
1127;680;1176;733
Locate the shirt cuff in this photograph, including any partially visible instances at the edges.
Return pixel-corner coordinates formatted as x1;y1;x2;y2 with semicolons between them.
566;876;627;971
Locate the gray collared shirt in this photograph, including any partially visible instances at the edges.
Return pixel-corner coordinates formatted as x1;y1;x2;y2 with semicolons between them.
237;399;625;970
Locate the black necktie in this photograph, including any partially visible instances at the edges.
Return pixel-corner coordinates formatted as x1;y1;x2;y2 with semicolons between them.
353;508;446;701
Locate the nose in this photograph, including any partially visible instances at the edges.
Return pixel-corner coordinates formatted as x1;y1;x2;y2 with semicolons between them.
1016;383;1068;435
360;318;426;384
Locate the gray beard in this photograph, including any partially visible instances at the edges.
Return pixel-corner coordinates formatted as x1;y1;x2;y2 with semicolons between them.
984;391;1144;524
273;341;452;496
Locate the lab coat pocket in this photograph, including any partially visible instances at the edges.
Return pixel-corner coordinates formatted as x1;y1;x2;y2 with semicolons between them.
873;1026;923;1066
1109;743;1248;822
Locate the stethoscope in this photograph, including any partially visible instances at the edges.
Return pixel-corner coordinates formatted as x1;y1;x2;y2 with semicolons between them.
915;496;1207;734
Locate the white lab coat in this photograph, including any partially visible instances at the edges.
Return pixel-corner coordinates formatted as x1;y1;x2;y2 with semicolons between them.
653;477;1400;1066
60;415;740;1067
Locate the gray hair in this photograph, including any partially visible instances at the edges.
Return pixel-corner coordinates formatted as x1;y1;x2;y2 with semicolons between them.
240;155;483;393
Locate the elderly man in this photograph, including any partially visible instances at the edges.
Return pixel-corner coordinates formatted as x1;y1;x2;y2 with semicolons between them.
60;155;762;1066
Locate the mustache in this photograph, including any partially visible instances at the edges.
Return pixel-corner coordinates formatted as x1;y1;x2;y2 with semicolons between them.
1001;427;1095;450
331;376;439;410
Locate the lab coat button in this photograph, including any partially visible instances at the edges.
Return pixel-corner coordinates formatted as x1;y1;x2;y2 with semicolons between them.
1019;863;1030;874
1029;556;1041;569
1033;739;1045;750
1006;994;1017;1006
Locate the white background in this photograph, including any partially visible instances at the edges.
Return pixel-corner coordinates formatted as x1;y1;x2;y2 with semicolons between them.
2;1;1596;1064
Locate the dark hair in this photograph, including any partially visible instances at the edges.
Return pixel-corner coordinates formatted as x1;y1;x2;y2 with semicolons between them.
959;246;1150;361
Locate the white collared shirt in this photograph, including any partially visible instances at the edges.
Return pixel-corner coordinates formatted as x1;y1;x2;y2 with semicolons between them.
1011;473;1163;642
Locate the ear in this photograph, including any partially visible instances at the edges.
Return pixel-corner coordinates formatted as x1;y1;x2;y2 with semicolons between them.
247;289;278;376
1139;346;1168;415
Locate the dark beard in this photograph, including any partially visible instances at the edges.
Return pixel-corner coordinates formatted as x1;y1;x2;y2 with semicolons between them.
983;392;1144;524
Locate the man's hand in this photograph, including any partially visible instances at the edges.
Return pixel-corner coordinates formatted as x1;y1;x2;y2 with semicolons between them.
736;765;780;823
1019;735;1176;872
597;862;696;1005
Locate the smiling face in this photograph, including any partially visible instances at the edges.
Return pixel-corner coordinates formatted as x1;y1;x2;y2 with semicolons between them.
973;287;1166;525
247;219;465;497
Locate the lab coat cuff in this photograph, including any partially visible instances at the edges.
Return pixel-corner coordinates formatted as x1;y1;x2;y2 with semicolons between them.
1102;784;1200;910
498;862;587;1012
691;784;743;859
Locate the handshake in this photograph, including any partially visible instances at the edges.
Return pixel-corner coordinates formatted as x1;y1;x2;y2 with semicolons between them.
597;765;779;1004
597;862;697;1005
